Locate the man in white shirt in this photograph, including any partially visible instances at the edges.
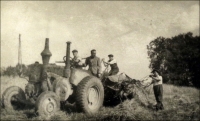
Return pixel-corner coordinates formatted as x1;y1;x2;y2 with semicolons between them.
102;54;119;76
71;50;84;69
150;69;164;111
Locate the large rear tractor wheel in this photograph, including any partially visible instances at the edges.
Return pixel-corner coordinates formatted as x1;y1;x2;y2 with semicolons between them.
2;86;26;110
76;76;104;115
35;91;60;118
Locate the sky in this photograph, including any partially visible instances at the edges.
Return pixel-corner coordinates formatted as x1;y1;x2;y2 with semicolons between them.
1;1;199;79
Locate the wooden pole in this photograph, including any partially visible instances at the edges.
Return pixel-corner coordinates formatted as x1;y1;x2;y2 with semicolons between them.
18;34;22;65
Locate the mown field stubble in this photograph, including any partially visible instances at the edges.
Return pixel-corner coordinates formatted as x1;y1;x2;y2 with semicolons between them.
0;76;199;120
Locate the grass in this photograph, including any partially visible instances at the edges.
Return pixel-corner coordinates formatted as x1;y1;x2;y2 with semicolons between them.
0;76;199;120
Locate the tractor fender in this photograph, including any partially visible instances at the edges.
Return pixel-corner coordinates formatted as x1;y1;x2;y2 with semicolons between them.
69;68;92;86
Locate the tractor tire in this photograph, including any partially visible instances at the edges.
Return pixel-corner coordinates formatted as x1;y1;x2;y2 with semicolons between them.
2;86;26;110
35;91;60;117
76;76;104;115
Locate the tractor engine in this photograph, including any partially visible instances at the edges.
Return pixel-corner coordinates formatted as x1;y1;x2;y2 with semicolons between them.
25;38;73;101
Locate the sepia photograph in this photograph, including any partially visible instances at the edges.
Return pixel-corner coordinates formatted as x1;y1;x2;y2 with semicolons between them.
1;1;199;120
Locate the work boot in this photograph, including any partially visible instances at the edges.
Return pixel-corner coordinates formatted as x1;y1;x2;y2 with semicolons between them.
160;103;164;110
155;103;161;111
155;105;159;111
153;104;158;108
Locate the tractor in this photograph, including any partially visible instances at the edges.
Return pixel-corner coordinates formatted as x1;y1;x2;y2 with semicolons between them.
2;38;146;118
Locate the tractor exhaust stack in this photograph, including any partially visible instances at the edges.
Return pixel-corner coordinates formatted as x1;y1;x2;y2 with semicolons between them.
41;38;52;65
63;41;71;78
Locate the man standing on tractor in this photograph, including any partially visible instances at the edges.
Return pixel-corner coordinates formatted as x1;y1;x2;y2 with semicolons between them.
71;49;84;69
149;69;164;111
84;49;101;78
102;54;119;76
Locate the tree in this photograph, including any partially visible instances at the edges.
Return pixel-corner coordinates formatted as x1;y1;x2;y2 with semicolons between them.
147;32;200;87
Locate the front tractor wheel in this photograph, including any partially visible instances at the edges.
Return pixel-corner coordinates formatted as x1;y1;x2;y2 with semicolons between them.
35;91;60;118
76;76;104;115
2;86;26;110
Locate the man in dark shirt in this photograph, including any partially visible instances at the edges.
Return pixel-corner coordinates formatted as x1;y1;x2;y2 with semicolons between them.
84;49;101;78
102;54;119;76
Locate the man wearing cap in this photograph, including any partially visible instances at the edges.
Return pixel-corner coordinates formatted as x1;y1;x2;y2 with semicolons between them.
84;49;101;78
102;54;119;76
149;69;164;111
71;49;84;69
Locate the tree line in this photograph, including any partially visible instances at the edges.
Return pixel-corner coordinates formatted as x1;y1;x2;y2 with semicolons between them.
1;64;29;77
147;32;200;88
0;63;64;77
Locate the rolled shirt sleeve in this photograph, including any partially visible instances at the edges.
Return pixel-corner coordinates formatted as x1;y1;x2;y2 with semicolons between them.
77;56;83;65
107;59;117;64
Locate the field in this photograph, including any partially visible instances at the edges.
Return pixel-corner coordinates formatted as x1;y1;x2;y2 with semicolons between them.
0;76;199;120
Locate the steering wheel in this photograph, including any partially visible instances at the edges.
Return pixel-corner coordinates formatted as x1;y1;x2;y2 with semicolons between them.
63;56;73;62
63;56;66;62
63;56;75;68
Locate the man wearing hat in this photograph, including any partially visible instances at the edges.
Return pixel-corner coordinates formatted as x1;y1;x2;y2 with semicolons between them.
102;54;119;76
71;49;83;69
149;69;164;111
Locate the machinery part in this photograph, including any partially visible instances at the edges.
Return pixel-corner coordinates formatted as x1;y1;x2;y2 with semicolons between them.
28;62;43;83
35;91;60;117
46;76;53;91
25;83;36;97
76;76;104;115
103;87;122;107
54;78;72;101
41;38;52;65
48;72;73;101
2;86;26;110
63;41;71;78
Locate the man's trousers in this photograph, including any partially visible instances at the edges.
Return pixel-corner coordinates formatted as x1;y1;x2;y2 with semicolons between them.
153;84;164;110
